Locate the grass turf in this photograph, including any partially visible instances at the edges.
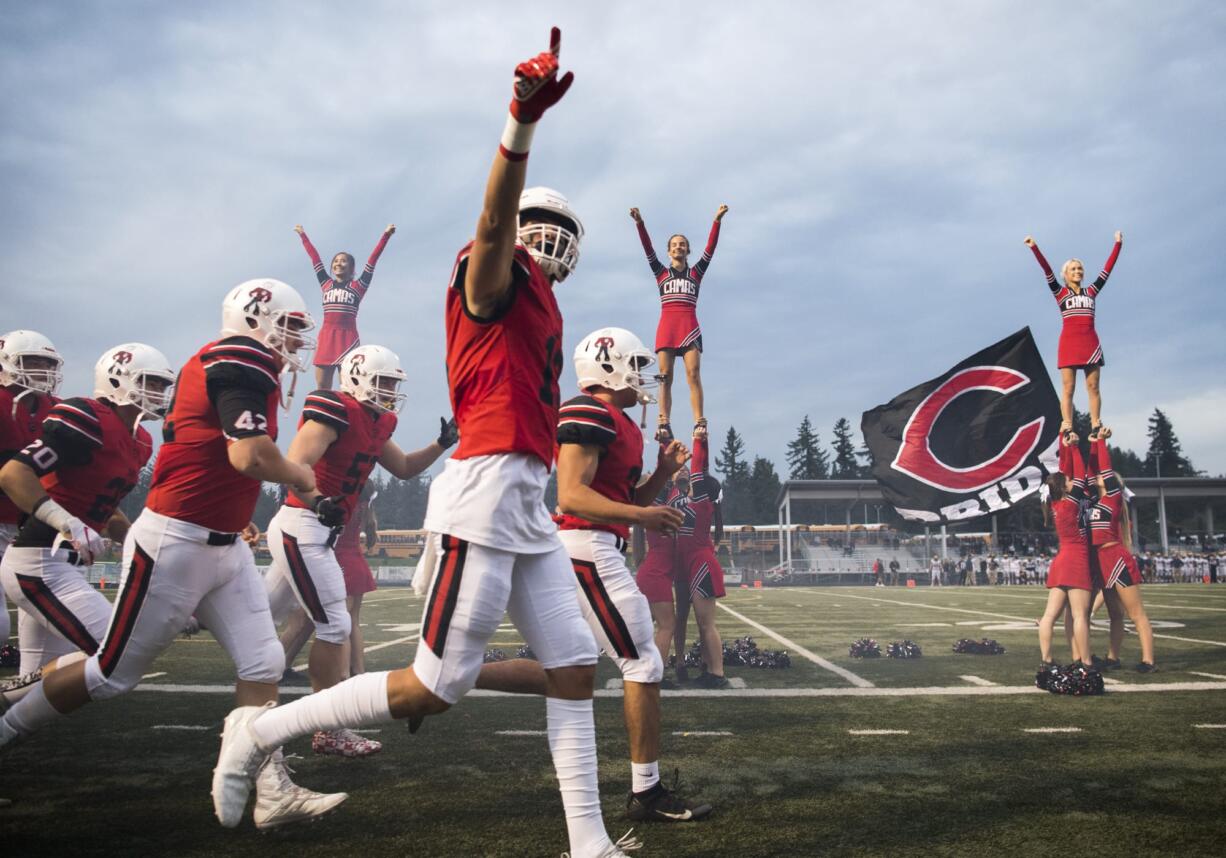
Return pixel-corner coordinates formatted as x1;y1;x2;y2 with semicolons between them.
3;584;1226;857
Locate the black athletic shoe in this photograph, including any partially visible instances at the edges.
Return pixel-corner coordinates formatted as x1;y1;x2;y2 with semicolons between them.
692;672;729;690
280;668;310;687
674;665;690;684
1089;655;1106;669
1035;661;1059;690
1104;658;1122;671
626;782;712;823
1135;662;1158;674
659;677;680;690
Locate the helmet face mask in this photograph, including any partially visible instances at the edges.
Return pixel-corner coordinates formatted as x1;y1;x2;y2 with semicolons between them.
94;343;176;421
0;330;64;395
221;279;317;372
518;187;584;282
573;328;656;405
339;345;407;413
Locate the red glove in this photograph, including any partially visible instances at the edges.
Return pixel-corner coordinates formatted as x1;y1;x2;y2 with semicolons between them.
510;27;574;123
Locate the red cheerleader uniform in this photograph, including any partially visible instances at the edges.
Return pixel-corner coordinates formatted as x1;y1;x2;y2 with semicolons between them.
635;480;683;604
1046;437;1092;590
635;218;721;354
334;495;377;597
675;435;726;599
1029;239;1121;369
1088;438;1140;588
298;228;392;367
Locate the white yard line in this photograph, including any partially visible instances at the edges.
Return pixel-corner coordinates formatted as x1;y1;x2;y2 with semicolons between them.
715;602;874;688
672;731;734;736
132;680;1226;698
1193;724;1226;729
1187;671;1226;680
152;724;211;731
141;672;167;680
848;729;909;735
1023;727;1082;733
1101;677;1123;685
496;730;547;736
958;675;997;686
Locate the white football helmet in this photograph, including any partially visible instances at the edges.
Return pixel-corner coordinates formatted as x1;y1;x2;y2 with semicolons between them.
0;330;63;395
94;343;176;421
518;186;584;282
573;327;656;404
339;345;407;413
220;279;317;372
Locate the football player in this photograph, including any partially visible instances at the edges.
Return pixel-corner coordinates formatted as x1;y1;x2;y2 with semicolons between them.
475;328;713;822
213;28;641;857
0;344;171;687
263;344;455;757
0;331;64;656
0;279;348;830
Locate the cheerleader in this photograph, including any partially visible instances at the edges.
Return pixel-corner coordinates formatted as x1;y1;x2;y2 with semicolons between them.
1024;231;1123;435
1089;428;1157;671
294;224;396;388
1038;433;1093;666
630;205;727;441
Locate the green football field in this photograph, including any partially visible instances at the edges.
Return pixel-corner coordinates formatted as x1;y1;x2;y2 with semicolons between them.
4;584;1226;857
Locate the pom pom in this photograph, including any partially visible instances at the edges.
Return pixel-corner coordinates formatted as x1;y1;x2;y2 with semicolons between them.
849;638;882;658
953;638;1006;655
1045;662;1105;695
886;640;923;659
676;637;792;670
515;645;537;661
482;648;507;663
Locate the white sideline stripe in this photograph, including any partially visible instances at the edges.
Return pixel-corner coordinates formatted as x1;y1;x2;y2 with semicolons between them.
817;591;1226;647
1143;603;1226;613
901;623;952;627
131;680;1226;699
715;603;874;688
1188;671;1226;680
141;672;166;680
1193;724;1226;729
496;730;547;736
848;729;909;735
673;731;734;736
1101;677;1123;685
958;675;997;686
1023;727;1082;733
606;677;747;689
152;724;211;731
294;632;420;671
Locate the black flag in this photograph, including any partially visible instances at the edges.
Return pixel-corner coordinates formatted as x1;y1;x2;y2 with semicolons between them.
861;327;1062;524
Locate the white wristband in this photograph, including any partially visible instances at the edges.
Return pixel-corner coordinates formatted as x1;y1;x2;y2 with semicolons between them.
500;113;536;159
33;496;73;533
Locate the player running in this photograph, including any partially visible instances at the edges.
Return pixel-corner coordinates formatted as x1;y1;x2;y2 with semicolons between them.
474;327;712;823
672;426;729;689
0;344;171;685
1024;231;1123;436
264;345;455;757
1037;433;1093;668
0;280;348;830
295;222;396;389
1088;428;1156;672
629;204;728;441
212;29;641;857
0;330;64;661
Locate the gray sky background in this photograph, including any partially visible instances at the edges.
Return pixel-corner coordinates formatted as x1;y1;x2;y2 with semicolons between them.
3;2;1224;476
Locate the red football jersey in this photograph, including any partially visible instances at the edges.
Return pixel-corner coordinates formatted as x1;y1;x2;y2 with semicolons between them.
14;397;152;535
553;394;644;541
147;336;281;532
445;242;563;469
286;389;397;523
0;387;57;526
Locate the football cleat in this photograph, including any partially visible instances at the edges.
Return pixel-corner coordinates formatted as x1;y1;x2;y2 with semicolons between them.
212;703;274;828
561;827;644;857
312;728;382;758
253;749;348;830
625;780;712;823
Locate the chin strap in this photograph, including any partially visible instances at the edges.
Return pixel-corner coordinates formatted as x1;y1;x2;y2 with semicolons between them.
280;368;299;412
640;401;647;429
10;386;32;420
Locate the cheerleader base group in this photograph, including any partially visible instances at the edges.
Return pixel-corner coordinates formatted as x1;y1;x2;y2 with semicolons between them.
1038;428;1156;674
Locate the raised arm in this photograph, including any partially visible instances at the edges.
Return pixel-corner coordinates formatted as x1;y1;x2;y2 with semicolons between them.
376;417;456;480
1089;231;1123;295
1024;235;1059;296
359;224;396;288
635;440;690;506
1093;429;1121;494
295;225;330;286
630;208;665;277
1061;434;1088;500
465;27;573;319
693;204;727;278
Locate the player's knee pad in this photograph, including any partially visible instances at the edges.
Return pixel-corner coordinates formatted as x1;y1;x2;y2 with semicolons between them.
312;601;352;645
618;638;664;684
235;638;286;685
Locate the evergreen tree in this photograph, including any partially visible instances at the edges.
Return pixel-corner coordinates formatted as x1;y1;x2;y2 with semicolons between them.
855;440;874;478
1145;408;1196;476
747;456;782;524
715;426;750;483
830;417;860;478
786;415;829;479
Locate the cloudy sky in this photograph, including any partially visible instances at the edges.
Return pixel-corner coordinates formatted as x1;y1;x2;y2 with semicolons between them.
3;2;1224;476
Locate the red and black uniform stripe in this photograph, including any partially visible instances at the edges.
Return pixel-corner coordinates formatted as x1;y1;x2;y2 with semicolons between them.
280;531;329;624
97;542;156;677
15;574;98;654
423;535;468;658
571;558;638;660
